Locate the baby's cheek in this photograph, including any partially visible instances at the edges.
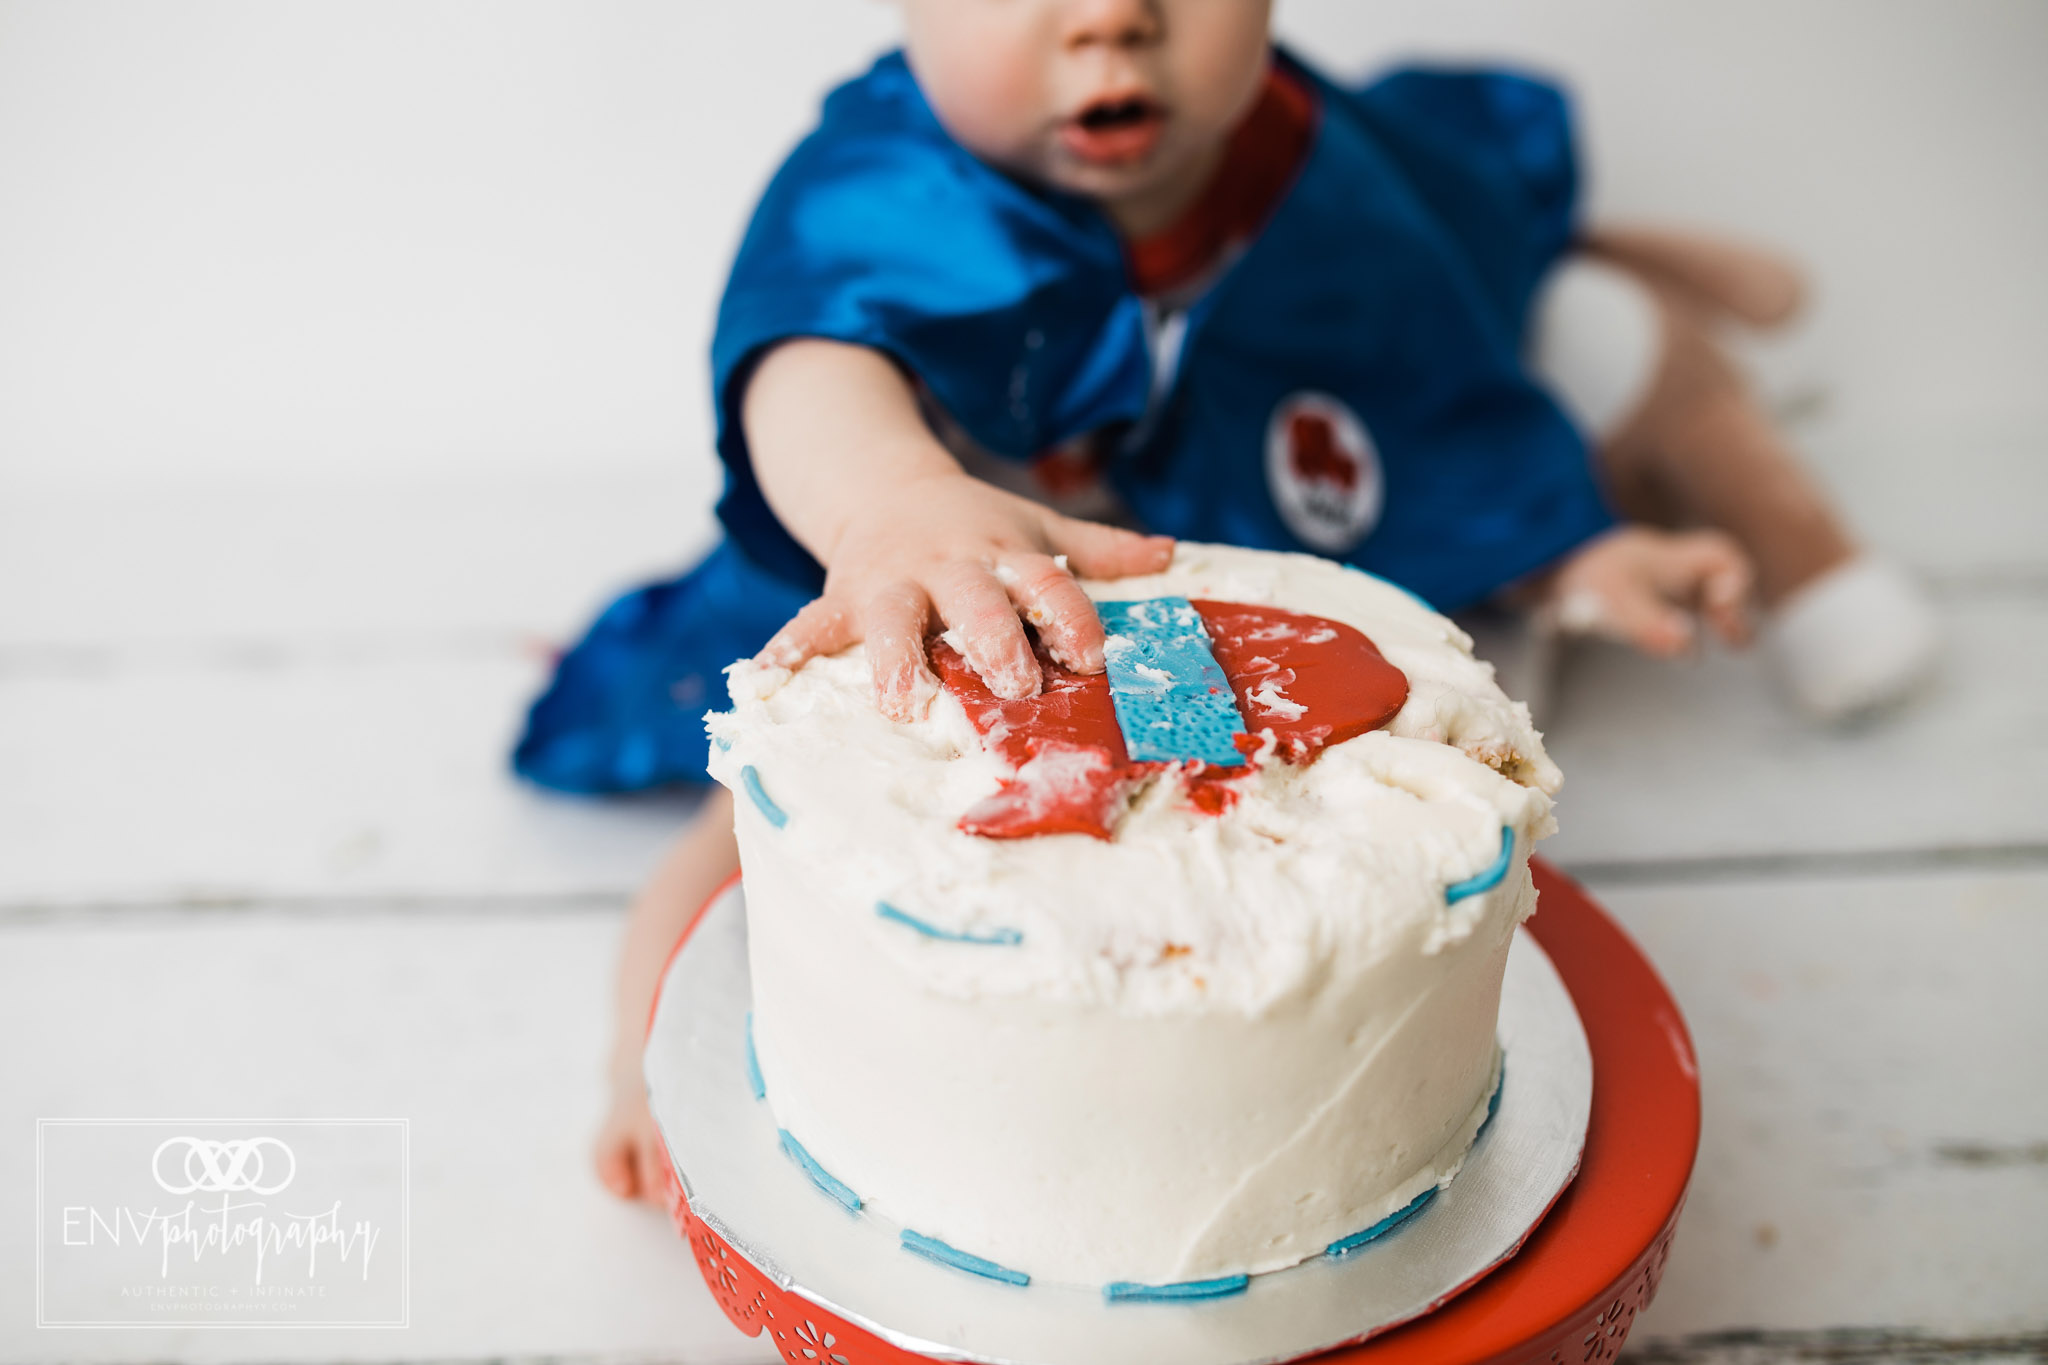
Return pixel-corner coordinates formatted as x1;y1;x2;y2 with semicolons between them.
1167;0;1276;133
904;11;1055;168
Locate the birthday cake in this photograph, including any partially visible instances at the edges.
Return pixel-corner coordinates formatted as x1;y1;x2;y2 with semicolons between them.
704;543;1559;1296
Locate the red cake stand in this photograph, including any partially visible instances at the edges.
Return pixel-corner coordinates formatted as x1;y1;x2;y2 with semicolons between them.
653;858;1700;1365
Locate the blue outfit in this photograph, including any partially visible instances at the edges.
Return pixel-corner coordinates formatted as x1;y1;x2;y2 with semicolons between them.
515;48;1612;794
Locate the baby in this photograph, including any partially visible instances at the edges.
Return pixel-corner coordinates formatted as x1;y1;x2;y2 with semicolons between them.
521;0;1935;1202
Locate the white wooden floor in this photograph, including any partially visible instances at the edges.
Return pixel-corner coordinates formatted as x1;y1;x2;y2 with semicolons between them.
3;424;2045;1364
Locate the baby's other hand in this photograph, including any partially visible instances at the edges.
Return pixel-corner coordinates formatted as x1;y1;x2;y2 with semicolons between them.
757;471;1174;721
1545;525;1755;657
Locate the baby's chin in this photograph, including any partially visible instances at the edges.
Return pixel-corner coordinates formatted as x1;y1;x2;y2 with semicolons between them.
1022;139;1213;224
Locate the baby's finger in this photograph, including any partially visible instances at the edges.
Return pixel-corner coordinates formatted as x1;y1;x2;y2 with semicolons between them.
930;563;1041;700
1701;557;1755;648
1687;532;1753;646
629;1138;663;1208
1657;531;1755;649
1597;579;1697;658
863;583;940;723
1048;516;1175;580
999;552;1105;672
758;596;857;669
593;1136;637;1200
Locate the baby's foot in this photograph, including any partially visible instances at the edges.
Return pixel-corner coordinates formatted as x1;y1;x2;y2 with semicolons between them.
593;1042;669;1206
1765;556;1938;722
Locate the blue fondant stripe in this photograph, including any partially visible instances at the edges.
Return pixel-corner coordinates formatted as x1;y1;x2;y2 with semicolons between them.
1098;597;1248;767
1325;1186;1439;1258
876;901;1022;946
740;765;787;828
743;1012;766;1101
899;1229;1031;1286
1104;1273;1251;1303
1445;825;1514;904
777;1129;861;1212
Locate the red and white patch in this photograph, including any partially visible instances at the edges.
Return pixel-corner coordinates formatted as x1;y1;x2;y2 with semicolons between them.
1265;392;1383;553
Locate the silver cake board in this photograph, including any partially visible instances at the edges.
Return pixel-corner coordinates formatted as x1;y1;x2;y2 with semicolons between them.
646;882;1592;1365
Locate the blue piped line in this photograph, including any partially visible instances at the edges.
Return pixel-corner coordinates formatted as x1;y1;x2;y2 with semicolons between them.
1325;1186;1439;1258
1476;1063;1505;1140
1361;570;1439;614
1103;1273;1250;1303
899;1229;1030;1286
743;1012;765;1101
1445;825;1514;904
876;901;1022;946
777;1129;860;1212
740;765;787;828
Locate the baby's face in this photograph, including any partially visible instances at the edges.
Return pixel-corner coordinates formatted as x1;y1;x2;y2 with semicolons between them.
902;0;1274;227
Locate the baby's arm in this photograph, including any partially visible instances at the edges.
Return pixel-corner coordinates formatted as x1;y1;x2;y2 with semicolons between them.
1539;524;1754;657
744;339;1175;719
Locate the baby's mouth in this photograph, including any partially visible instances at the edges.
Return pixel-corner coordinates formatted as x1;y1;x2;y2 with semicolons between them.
1061;94;1167;167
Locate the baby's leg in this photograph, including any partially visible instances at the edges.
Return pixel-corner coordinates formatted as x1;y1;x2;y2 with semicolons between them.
594;788;739;1204
1532;251;1936;719
1581;224;1805;330
1595;276;1857;607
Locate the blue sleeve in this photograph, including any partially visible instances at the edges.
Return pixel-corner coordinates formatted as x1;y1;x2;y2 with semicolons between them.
1342;66;1581;341
708;54;1148;586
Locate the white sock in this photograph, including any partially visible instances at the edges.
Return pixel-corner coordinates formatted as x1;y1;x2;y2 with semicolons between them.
1765;557;1938;722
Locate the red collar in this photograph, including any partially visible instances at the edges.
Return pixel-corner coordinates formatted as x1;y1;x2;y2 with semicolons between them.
1123;62;1319;299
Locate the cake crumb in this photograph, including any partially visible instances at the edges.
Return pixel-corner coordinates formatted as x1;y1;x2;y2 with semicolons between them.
1460;738;1540;787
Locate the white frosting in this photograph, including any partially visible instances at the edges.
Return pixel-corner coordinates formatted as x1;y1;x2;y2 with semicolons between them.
708;543;1559;1286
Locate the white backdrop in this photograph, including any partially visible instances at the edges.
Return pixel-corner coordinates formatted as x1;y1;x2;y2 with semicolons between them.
1;0;2043;488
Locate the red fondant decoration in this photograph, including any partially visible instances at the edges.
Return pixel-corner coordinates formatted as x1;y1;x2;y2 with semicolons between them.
1192;599;1408;764
932;601;1410;840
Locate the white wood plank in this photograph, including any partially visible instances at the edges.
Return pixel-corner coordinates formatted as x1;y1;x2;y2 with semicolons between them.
0;909;777;1362
4;426;2041;661
5;874;2040;1356
1798;427;2048;591
1598;867;2048;1339
1539;595;2048;870
0;654;691;908
5;597;2042;907
1623;1327;2048;1364
0;472;719;653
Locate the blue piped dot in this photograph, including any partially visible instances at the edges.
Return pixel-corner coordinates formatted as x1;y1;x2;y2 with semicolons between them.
1104;1273;1250;1303
899;1229;1030;1286
740;765;787;828
876;901;1022;946
1445;825;1514;904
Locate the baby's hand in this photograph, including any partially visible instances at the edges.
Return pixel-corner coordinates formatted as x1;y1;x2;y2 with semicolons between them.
1544;525;1754;657
758;471;1174;721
